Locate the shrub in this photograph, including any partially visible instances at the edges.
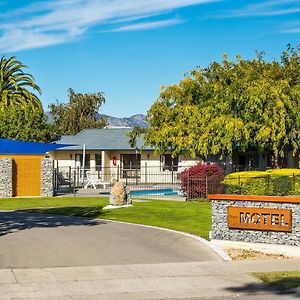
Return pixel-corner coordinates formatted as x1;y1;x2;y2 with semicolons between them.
223;169;300;196
181;163;225;199
271;176;292;196
243;177;269;195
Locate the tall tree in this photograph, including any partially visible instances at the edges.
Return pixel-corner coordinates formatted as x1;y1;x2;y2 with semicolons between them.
0;105;57;142
131;46;300;164
0;56;42;111
49;88;106;136
0;56;55;142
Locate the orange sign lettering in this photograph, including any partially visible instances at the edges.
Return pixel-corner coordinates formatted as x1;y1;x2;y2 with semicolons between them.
228;207;292;232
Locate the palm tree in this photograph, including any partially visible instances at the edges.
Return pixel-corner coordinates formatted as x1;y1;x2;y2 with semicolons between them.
0;56;42;111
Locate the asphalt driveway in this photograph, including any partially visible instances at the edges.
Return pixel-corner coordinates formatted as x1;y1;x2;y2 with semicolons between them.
0;211;220;269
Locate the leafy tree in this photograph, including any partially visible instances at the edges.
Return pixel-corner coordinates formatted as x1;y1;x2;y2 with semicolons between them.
0;56;42;111
131;46;300;165
0;56;56;142
0;105;57;142
49;88;106;136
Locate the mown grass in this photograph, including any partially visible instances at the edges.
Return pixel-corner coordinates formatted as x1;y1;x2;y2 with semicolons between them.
252;271;300;291
0;197;106;210
0;197;212;239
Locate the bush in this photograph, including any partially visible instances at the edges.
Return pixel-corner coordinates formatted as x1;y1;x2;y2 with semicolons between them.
181;163;224;199
223;169;300;196
272;176;292;196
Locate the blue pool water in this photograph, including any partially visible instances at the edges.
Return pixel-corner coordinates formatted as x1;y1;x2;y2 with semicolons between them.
99;188;179;196
129;188;178;196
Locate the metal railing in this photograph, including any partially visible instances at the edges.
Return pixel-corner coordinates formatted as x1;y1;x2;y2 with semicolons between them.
53;165;219;200
223;174;300;196
53;165;300;199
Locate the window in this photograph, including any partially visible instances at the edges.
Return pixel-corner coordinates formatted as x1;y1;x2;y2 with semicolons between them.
95;154;102;171
161;154;178;171
75;154;90;169
121;154;141;170
120;154;141;178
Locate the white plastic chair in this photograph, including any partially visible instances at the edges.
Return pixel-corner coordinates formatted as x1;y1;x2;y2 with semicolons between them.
84;171;110;189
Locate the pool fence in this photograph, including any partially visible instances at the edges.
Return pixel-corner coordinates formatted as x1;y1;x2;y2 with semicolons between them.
53;165;220;200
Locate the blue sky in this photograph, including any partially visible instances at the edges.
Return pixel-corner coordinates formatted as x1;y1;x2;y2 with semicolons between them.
1;0;300;117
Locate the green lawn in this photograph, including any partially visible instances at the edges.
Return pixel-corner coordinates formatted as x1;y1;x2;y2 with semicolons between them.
0;197;212;239
252;271;300;291
0;197;104;210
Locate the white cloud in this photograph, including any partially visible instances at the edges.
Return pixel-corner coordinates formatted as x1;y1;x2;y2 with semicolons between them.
0;0;216;52
0;28;85;52
109;18;183;32
280;20;300;34
220;0;300;18
283;27;300;33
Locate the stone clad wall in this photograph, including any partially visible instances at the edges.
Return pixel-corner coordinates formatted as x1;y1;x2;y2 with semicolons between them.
211;199;300;247
0;158;13;198
41;158;54;197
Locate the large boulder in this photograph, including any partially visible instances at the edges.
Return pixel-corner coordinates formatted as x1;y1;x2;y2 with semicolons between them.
109;182;128;206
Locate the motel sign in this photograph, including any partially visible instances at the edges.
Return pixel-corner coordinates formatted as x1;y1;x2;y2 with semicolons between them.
228;207;292;232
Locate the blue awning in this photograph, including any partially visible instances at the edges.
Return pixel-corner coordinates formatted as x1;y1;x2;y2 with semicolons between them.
0;138;73;155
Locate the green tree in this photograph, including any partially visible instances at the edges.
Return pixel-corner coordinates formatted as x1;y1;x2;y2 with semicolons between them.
0;56;55;142
131;47;300;165
0;105;57;142
0;56;42;111
49;88;106;135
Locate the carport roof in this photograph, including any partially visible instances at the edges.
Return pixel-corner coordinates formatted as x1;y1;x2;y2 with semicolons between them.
54;128;153;151
0;138;72;155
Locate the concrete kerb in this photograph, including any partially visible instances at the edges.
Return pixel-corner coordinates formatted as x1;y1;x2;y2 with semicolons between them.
97;218;232;261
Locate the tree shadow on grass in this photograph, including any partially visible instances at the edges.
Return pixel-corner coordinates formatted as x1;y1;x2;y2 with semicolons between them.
22;206;108;218
225;278;300;298
0;206;108;237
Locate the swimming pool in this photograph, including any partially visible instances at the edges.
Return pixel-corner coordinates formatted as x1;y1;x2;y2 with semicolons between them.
129;188;178;196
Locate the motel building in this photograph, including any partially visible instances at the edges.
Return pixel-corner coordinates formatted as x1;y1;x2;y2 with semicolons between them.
49;128;203;183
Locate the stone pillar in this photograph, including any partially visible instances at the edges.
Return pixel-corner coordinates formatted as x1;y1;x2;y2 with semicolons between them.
0;158;13;198
41;158;54;197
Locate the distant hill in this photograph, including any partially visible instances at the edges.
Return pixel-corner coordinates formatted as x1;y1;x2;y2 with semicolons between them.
46;112;148;128
100;114;148;128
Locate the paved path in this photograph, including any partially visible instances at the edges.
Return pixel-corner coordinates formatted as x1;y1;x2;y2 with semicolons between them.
0;260;299;299
0;212;299;299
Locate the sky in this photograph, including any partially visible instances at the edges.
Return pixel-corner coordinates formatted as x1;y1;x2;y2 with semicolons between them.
0;0;300;117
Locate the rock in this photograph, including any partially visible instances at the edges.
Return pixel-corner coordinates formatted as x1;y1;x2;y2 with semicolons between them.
109;182;128;206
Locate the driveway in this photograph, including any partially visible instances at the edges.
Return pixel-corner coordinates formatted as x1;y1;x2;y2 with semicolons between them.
0;211;220;269
1;211;300;299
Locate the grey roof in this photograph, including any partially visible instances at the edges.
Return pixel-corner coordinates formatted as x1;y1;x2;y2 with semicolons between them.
54;128;153;151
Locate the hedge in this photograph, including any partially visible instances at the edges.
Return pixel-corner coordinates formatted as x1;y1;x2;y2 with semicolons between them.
223;169;300;196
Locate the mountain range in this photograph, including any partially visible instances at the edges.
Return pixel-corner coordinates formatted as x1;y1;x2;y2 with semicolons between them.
101;114;148;128
46;112;148;128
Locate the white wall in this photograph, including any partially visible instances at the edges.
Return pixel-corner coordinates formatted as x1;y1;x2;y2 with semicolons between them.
50;149;201;184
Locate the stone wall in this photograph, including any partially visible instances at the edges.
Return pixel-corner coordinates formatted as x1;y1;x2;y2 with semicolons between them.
41;158;54;197
0;158;13;198
211;199;300;247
